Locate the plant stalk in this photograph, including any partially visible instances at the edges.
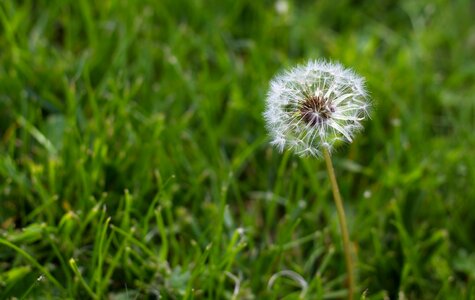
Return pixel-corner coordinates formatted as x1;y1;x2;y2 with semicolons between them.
323;147;355;300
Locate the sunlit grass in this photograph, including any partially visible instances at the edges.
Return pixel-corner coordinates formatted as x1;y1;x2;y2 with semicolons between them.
1;0;475;299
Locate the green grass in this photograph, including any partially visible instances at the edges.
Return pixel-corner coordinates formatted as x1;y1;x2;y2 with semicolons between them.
1;0;475;299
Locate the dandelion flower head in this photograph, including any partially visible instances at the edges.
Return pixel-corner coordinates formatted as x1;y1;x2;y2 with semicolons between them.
264;60;371;157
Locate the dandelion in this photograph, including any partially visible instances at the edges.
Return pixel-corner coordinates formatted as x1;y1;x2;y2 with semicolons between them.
264;59;370;157
264;60;371;300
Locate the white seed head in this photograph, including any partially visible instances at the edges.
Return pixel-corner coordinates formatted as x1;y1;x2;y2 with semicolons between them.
264;59;371;157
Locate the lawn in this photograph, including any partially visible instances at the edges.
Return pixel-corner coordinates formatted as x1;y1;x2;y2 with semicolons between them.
1;0;475;299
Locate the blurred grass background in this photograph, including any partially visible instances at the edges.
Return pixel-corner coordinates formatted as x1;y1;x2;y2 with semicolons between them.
1;0;475;299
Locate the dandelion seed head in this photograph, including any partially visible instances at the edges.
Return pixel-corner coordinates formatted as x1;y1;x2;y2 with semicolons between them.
264;59;371;157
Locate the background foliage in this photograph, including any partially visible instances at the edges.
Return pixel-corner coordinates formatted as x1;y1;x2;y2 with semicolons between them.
1;0;475;299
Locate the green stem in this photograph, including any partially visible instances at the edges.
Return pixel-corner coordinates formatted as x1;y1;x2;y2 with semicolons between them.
323;148;355;300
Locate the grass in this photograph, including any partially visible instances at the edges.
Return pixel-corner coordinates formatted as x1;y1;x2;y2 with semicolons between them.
1;0;475;298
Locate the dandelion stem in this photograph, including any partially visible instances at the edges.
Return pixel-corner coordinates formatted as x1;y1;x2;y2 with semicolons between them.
323;147;355;300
